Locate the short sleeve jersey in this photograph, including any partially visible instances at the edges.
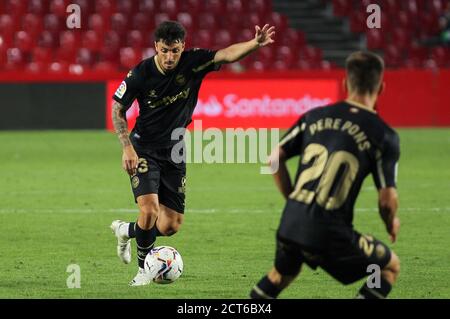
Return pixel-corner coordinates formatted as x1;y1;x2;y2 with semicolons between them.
113;49;220;148
279;101;400;227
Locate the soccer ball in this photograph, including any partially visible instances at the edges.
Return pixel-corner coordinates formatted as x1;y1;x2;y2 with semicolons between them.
144;246;183;284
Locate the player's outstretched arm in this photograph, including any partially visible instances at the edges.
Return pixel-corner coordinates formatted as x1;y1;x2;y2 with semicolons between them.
268;146;292;200
378;187;400;243
112;101;138;176
213;24;275;64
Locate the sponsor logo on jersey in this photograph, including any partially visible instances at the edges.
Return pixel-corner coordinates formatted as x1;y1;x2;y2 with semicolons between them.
127;70;133;78
115;81;127;99
175;74;186;86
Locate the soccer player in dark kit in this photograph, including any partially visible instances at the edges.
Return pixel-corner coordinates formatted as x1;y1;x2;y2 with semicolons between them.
250;51;401;299
110;21;275;286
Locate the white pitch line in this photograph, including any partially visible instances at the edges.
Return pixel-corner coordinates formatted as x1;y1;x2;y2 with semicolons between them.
0;207;449;214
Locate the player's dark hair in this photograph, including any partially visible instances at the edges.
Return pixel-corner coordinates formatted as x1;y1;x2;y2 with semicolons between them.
345;51;384;95
154;21;186;44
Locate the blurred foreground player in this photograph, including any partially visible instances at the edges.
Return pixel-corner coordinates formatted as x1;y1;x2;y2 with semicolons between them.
251;51;401;299
110;21;275;286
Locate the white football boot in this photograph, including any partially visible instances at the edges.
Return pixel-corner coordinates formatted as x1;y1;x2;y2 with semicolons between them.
110;220;131;264
129;268;152;286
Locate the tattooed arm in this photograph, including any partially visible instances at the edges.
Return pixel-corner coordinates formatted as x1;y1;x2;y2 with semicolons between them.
112;101;138;176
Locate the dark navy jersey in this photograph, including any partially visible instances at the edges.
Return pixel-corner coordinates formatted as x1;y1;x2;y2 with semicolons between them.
113;49;220;148
277;101;400;247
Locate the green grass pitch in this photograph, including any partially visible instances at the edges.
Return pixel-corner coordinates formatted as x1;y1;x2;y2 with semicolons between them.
0;129;449;298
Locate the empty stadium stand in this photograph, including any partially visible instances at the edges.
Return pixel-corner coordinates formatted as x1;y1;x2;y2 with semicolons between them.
0;0;448;73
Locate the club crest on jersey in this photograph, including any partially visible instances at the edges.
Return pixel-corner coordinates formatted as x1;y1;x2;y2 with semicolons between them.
115;81;127;99
148;90;158;98
131;176;140;189
175;74;186;86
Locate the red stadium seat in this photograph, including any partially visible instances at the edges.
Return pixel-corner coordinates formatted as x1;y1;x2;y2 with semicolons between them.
28;0;47;15
15;31;35;53
132;13;154;34
396;11;413;30
139;0;158;14
116;0;138;17
32;47;53;64
6;48;25;70
95;0;115;15
408;44;429;61
197;13;218;31
154;13;171;29
273;59;291;71
235;28;254;43
37;31;57;48
59;31;79;51
430;47;450;67
404;57;423;69
127;30;145;49
180;0;203;15
0;15;17;35
238;13;264;30
48;61;69;73
384;45;402;68
268;12;288;33
349;11;366;33
120;47;142;70
278;29;306;50
159;0;180;20
419;12;441;36
25;62;46;73
0;46;7;69
177;12;195;32
276;46;297;66
429;0;445;17
43;14;62;36
257;46;275;64
214;30;232;48
93;61;115;72
366;29;385;50
383;0;401;16
301;46;322;64
391;29;412;50
72;0;93;15
194;30;213;48
332;0;352;17
76;48;94;68
82;30;102;52
203;0;226;16
88;14;106;34
49;0;68;18
56;46;77;63
248;0;271;18
5;0;27;19
226;0;245;16
22;14;43;38
249;60;267;72
110;13;128;38
100;31;120;63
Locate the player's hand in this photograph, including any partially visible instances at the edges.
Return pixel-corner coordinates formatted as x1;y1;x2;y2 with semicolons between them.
122;145;139;176
388;217;400;243
255;24;275;47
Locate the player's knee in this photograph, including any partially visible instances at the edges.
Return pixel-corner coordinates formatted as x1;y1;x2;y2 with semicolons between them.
158;221;182;237
139;201;160;221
